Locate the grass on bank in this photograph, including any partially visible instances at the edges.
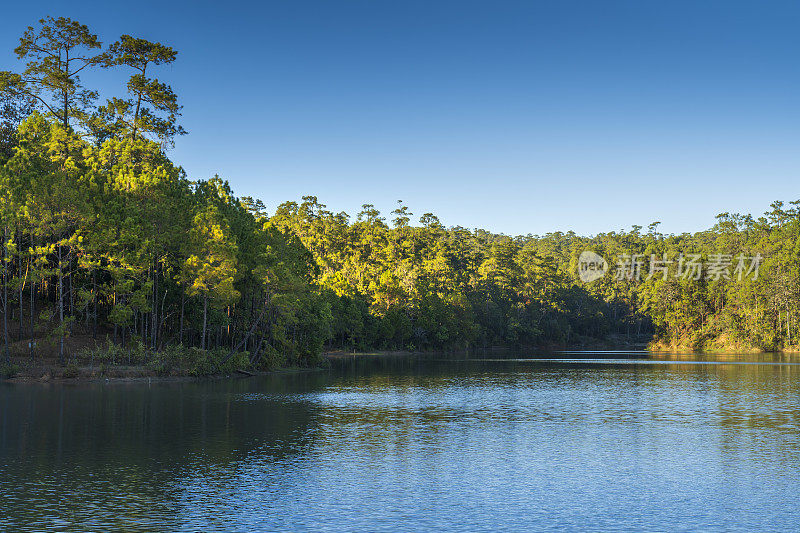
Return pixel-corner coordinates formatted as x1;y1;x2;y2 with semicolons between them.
0;335;303;381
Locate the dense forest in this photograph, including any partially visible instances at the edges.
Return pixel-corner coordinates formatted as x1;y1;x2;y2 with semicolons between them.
0;17;798;374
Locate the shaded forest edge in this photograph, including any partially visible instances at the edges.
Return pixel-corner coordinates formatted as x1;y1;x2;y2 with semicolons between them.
1;17;799;381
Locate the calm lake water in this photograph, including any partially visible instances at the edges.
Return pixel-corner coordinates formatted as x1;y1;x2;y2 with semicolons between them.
2;352;800;532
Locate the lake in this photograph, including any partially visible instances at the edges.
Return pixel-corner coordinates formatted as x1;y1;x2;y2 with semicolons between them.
2;352;800;532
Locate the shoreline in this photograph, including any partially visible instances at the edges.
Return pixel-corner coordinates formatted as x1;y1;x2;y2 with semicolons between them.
1;362;321;385
5;342;795;385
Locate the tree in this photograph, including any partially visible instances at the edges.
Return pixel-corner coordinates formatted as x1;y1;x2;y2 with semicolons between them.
5;16;103;130
0;88;33;163
101;35;185;144
181;205;240;350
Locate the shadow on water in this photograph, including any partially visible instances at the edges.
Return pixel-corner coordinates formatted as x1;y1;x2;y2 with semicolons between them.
0;373;328;532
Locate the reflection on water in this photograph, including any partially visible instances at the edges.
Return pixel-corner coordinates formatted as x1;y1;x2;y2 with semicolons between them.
2;353;800;532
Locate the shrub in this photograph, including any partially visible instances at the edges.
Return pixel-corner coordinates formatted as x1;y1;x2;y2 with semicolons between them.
1;364;19;379
62;363;80;379
185;347;251;376
259;345;286;370
146;344;190;376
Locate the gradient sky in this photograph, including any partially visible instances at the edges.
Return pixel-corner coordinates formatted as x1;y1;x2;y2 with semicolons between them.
2;1;799;236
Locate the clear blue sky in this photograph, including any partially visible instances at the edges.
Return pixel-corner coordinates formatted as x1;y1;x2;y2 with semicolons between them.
2;1;799;235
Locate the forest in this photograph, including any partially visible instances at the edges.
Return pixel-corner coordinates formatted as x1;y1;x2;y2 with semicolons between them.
1;17;798;375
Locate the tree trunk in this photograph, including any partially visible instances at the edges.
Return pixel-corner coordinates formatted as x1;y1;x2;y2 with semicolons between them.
29;226;34;360
179;290;185;345
158;289;167;351
132;65;145;140
58;241;64;365
151;260;158;352
17;229;23;342
63;49;70;129
92;270;97;339
250;331;266;365
202;295;208;350
216;298;270;372
787;305;791;346
2;226;9;363
68;255;73;322
113;291;118;345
